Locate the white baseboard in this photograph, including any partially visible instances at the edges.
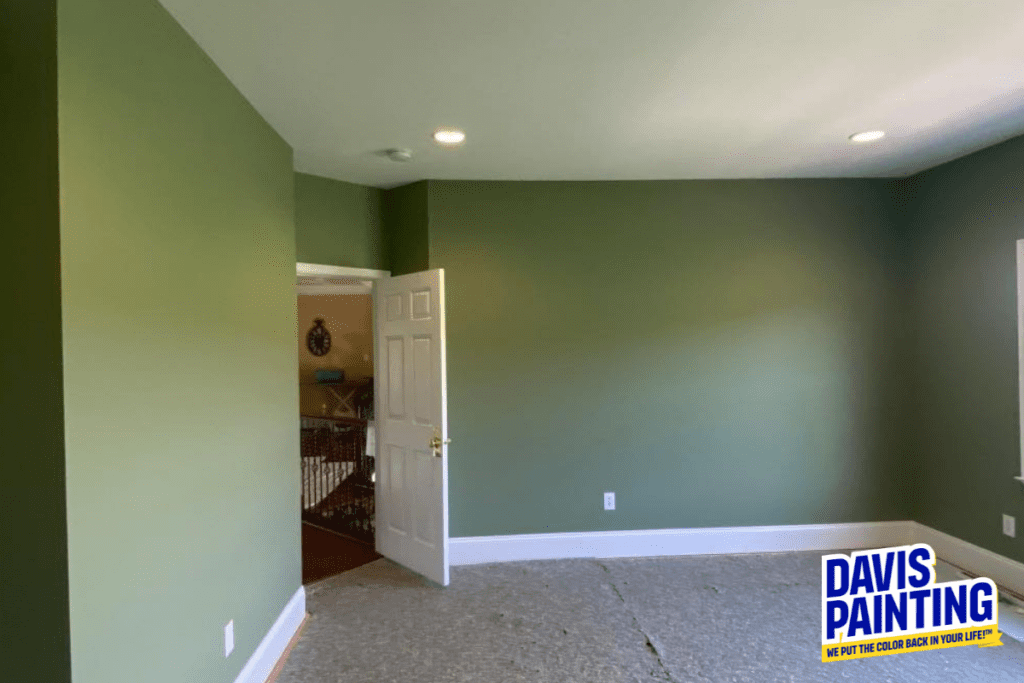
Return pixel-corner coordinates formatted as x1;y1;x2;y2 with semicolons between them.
449;521;915;565
233;586;306;683
912;522;1024;597
450;521;1024;599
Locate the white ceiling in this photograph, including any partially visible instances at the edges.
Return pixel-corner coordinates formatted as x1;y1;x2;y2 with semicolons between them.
159;0;1024;188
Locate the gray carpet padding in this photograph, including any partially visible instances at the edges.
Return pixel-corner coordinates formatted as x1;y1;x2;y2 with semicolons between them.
275;551;1024;682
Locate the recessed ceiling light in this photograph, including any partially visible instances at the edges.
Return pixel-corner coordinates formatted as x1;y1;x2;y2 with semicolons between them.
433;128;466;146
849;130;885;143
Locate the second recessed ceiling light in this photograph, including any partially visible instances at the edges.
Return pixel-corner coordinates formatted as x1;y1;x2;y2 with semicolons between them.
433;128;466;146
849;130;885;143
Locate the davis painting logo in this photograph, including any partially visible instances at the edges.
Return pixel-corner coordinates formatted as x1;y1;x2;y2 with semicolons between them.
821;543;1002;662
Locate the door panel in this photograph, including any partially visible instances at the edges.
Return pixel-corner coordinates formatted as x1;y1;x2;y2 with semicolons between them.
413;337;432;423
375;269;448;585
384;444;407;535
386;337;404;418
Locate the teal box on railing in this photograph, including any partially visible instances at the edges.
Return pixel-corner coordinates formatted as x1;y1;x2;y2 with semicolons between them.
315;369;344;383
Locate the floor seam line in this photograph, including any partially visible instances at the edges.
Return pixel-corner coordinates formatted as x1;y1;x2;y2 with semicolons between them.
593;560;695;683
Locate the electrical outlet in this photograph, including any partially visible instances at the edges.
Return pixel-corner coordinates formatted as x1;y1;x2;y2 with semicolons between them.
604;492;615;511
225;620;234;657
1004;514;1016;538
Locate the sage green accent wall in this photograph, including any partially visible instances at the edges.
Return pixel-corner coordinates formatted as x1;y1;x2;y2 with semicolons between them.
0;2;72;680
295;172;387;269
905;134;1024;564
383;181;430;275
58;0;300;681
426;180;909;537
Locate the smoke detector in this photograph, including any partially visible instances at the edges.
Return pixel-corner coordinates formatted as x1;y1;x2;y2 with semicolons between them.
384;148;413;162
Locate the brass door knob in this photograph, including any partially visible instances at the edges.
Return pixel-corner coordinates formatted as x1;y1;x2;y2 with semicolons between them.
429;433;451;456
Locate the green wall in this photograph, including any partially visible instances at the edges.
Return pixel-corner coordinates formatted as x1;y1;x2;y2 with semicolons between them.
295;172;387;269
905;134;1024;565
426;180;910;536
0;2;72;680
383;181;430;275
58;0;300;681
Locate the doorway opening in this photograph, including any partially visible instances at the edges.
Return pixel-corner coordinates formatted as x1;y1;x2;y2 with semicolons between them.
296;264;388;583
296;262;452;587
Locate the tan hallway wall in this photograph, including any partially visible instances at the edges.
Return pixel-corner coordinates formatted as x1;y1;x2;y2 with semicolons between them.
298;294;373;416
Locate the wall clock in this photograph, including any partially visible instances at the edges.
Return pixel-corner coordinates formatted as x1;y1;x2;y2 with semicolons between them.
306;318;332;356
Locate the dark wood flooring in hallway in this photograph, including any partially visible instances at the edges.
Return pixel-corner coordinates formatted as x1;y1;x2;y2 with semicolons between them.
301;522;380;584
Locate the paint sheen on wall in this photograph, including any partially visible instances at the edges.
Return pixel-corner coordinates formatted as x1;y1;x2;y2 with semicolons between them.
426;180;909;537
905;134;1024;565
58;0;300;681
295;172;387;269
0;2;72;680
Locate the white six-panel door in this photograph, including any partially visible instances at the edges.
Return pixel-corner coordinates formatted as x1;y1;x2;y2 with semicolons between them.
375;269;449;585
